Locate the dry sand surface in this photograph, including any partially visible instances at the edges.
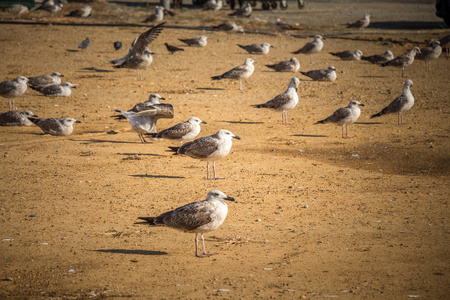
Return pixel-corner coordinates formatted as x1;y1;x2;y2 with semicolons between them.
0;1;449;299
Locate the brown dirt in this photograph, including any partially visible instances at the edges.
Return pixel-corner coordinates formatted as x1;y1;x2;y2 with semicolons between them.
0;1;449;299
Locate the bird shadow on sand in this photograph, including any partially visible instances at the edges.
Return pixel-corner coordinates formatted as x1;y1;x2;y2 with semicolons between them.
292;134;327;138
358;75;386;79
89;249;168;256
72;138;150;145
196;87;226;91
130;174;185;179
354;121;383;125
80;67;114;73
219;120;264;125
117;152;160;157
66;49;81;53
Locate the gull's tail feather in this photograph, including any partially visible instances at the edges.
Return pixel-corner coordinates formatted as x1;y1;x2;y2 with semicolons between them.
370;112;383;119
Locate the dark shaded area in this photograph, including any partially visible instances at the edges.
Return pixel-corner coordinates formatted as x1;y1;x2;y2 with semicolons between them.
130;174;185;179
369;21;446;30
219;120;264;124
90;249;168;256
354;122;383;125
80;67;114;73
292;134;327;138
66;49;80;52
117;152;160;156
71;138;150;145
196;87;226;91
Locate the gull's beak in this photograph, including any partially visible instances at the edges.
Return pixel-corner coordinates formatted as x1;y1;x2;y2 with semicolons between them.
233;135;241;140
202;121;207;124
159;97;165;100
224;196;236;202
60;74;64;77
359;103;365;107
75;120;81;123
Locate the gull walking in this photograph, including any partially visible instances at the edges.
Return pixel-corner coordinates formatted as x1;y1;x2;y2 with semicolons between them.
28;72;63;87
211;58;255;91
370;79;414;125
346;14;371;34
361;50;394;64
382;46;421;77
147;117;206;144
292;35;324;64
169;129;241;180
416;40;442;70
0;76;28;111
143;6;164;23
315;100;364;138
229;3;252;18
330;49;363;61
252;77;300;125
30;82;76;97
67;5;92;17
300;66;336;82
266;57;300;72
178;36;207;47
137;190;235;257
237;43;272;55
29;117;80;136
0;110;37;126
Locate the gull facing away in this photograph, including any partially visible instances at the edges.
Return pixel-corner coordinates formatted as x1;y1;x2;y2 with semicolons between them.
252;77;300;125
0;110;37;126
315;100;364;138
382;46;421;77
292;35;324;64
346;14;371;34
146;117;206;145
330;49;363;61
67;5;92;17
30;82;76;97
203;0;222;11
370;79;414;125
211;58;255;91
213;21;244;33
29;117;81;136
137;190;235;258
266;57;300;72
229;3;252;18
28;72;63;87
300;66;336;82
0;76;28;111
178;36;207;47
361;50;394;64
111;22;165;80
165;43;184;54
169;129;241;180
415;40;442;70
237;43;272;55
6;4;29;18
143;6;164;23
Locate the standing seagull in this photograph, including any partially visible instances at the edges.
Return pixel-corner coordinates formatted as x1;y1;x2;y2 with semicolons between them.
137;190;235;258
203;0;222;11
266;57;300;72
0;76;28;111
111;93;172;121
30;82;76;97
165;43;184;54
300;66;336;82
0;110;37;126
229;3;252;18
29;117;81;136
237;43;272;55
292;35;324;64
28;72;63;87
361;50;394;64
370;79;414;125
67;5;92;17
78;37;90;50
346;14;371;34
111;22;165;80
178;36;208;47
169;129;241;180
252;77;300;125
147;117;206;144
211;58;255;91
382;46;421;77
143;6;164;23
330;49;363;61
415;40;442;70
315;100;364;138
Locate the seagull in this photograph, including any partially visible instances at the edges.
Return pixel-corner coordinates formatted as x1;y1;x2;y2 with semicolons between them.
136;190;235;257
275;18;298;30
0;110;37;126
292;35;324;64
113;41;122;51
266;57;300;72
382;46;421;77
29;117;81;136
111;93;171;120
237;43;272;55
30;82;76;97
229;3;252;18
165;43;184;54
213;21;244;33
0;76;28;111
370;79;414;125
300;66;336;82
168;129;241;180
211;58;255;91
346;14;371;34
146;117;206;144
315;100;364;138
114;109;165;143
78;37;90;50
28;72;63;87
252;77;300;125
6;4;29;18
178;36;208;47
330;49;363;61
440;35;450;56
36;0;63;15
203;0;222;11
415;40;442;70
111;22;165;80
361;50;394;64
143;6;164;23
66;5;92;17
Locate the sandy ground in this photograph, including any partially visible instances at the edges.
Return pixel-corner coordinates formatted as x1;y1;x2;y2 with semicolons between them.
0;1;449;299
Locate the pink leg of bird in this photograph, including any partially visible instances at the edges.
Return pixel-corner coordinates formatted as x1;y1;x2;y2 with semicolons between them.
195;233;216;257
212;161;224;180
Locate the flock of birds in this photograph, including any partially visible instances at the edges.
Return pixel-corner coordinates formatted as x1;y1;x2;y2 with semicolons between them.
1;1;449;257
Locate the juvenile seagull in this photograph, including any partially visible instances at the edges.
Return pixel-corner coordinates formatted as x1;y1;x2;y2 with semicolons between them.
147;117;206;144
28;72;63;87
203;0;222;11
165;43;184;54
237;43;272;55
137;190;235;257
382;46;421;77
211;58;255;91
346;14;371;34
67;5;92;17
275;18;299;30
0;76;28;111
78;37;90;50
415;40;442;70
292;35;324;64
178;36;207;47
266;57;300;72
143;6;164;23
0;110;37;126
111;22;165;80
330;49;363;61
30;82;76;97
6;4;29;18
111;93;171;120
370;79;414;125
252;77;300;125
213;21;244;33
300;66;336;82
361;50;394;64
29;117;80;136
315;100;364;138
229;3;252;18
169;129;241;180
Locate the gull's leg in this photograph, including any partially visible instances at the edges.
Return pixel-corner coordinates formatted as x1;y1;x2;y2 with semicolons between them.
9;99;13;111
12;99;15;111
200;233;217;256
212;161;225;180
207;161;211;180
310;54;314;64
283;110;292;125
239;79;245;91
342;125;345;138
401;67;405;78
